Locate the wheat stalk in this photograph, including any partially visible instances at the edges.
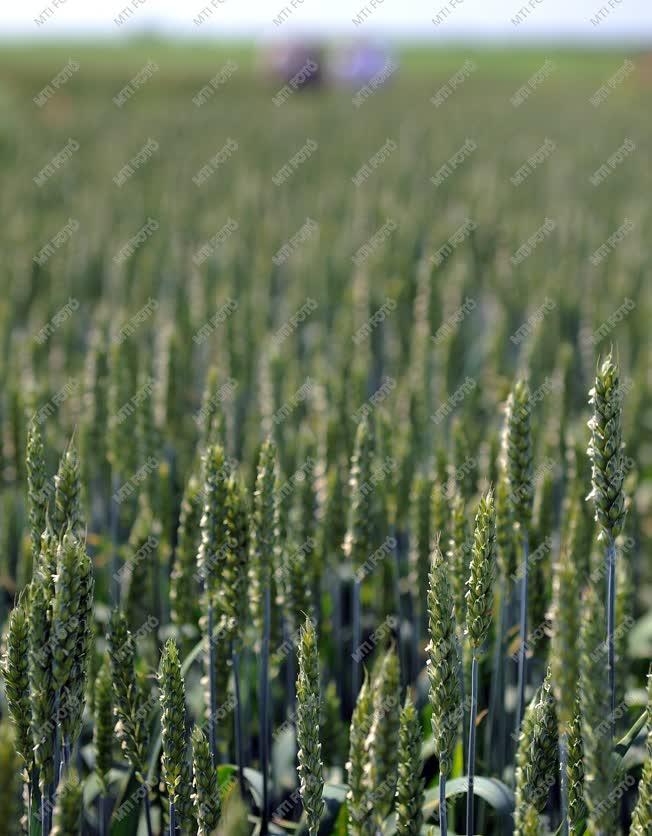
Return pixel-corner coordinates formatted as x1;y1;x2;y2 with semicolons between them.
159;638;191;836
587;353;627;740
249;438;278;834
580;584;617;835
26;419;48;559
363;646;400;827
346;671;373;835
395;695;424;836
502;380;533;734
427;535;461;836
107;609;153;835
93;659;113;832
1;592;33;824
296;616;324;835
170;474;202;631
51;770;82;836
630;665;652;835
343;418;374;700
513;668;557;835
464;489;496;836
191;725;220;836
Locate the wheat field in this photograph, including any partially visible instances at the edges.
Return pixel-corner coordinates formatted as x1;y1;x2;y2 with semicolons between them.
0;43;650;836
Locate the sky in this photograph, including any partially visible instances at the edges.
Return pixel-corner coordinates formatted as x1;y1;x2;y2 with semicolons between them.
3;0;652;41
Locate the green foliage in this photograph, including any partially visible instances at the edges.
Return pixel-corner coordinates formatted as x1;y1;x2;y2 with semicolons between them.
580;585;616;834
296;617;324;835
502;381;533;532
28;575;56;792
567;699;586;834
465;490;497;651
427;537;461;778
551;542;581;732
219;782;249;836
495;473;516;583
52;440;84;541
107;338;134;478
222;475;250;646
93;659;113;794
191;726;220;836
159;638;193;829
514;669;558;834
588;354;627;541
107;609;150;782
409;474;432;624
170;474;203;630
395;696;424;836
363;647;400;826
447;487;471;631
51;534;94;746
197;445;229;600
630;666;652;836
520;804;542;836
197;365;226;456
0;593;32;771
123;497;161;630
0;721;22;836
51;771;83;836
249;439;278;632
430;482;448;551
343;420;374;573
26;420;48;559
0;53;649;836
346;673;373;835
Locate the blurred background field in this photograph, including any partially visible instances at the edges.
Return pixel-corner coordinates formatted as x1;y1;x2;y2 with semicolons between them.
1;6;652;834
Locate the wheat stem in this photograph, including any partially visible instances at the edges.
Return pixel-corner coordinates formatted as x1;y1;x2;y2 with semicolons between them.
466;652;478;836
352;577;361;700
207;600;218;767
260;582;271;835
440;775;447;836
486;588;506;772
232;646;246;800
110;471;120;605
169;800;176;836
606;536;617;735
143;793;153;836
98;795;106;836
560;731;569;836
516;531;529;733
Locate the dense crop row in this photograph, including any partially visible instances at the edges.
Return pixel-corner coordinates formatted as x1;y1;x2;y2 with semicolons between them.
0;48;650;835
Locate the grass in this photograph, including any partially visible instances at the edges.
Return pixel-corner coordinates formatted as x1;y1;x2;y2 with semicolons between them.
0;38;645;83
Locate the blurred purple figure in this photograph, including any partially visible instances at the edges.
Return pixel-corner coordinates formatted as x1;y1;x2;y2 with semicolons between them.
331;42;394;87
264;43;323;90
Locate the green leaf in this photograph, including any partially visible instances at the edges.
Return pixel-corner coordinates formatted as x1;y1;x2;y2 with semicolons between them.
451;737;465;779
81;770;102;806
614;708;648;759
628;610;652;659
217;763;236;791
29;804;43;836
332;799;348;836
422;776;514;819
110;769;142;835
293;782;347;835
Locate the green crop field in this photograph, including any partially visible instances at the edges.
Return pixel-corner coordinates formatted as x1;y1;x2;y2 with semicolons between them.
0;41;650;836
